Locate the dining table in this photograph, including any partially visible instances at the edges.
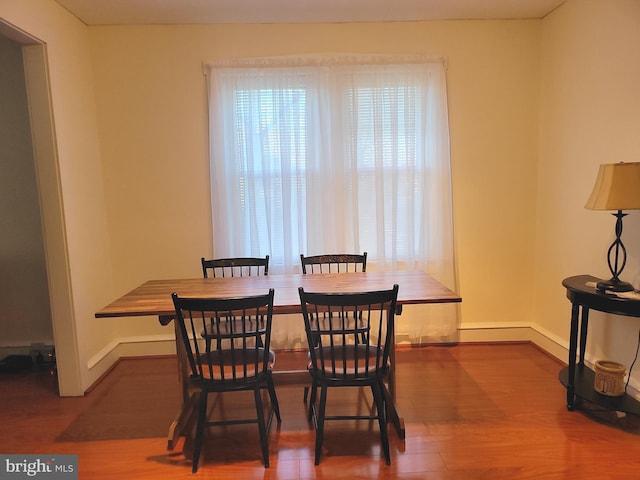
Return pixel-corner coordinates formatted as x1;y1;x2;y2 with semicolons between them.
95;270;461;448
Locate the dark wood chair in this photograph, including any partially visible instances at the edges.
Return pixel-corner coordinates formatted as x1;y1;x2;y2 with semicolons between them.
171;289;281;472
201;255;269;278
300;252;367;274
298;284;399;465
201;256;270;350
300;252;369;402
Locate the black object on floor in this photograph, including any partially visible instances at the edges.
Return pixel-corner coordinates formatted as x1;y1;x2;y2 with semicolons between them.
0;355;33;373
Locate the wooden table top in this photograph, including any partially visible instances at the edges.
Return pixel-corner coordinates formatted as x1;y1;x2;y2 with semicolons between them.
95;270;461;320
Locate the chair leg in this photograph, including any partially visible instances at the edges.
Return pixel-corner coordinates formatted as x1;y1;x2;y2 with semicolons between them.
304;380;317;406
372;381;391;465
192;390;208;473
267;374;281;422
314;385;328;465
303;340;316;404
307;379;318;421
253;386;270;468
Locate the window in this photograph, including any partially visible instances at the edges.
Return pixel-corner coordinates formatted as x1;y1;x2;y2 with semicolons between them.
207;56;454;291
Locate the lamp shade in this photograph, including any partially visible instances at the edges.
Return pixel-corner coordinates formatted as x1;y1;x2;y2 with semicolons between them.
585;161;640;211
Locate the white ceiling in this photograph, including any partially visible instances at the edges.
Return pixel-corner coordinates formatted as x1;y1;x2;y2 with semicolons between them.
54;0;566;26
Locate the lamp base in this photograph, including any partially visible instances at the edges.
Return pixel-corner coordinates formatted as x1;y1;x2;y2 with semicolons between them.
596;278;635;293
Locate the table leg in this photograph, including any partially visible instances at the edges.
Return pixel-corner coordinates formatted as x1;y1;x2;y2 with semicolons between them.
167;392;198;451
578;307;589;367
384;384;405;439
566;303;580;411
385;320;406;439
163;315;198;451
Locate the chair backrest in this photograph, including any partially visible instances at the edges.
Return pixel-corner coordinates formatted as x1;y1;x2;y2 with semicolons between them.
201;256;269;278
298;284;398;381
171;289;274;385
300;252;367;274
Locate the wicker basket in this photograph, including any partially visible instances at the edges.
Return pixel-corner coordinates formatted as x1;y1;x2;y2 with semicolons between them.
593;360;626;396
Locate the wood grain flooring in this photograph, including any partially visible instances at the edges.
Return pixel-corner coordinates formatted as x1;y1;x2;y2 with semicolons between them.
2;343;640;479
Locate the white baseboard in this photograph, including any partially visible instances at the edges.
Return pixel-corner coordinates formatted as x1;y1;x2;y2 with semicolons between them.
458;321;640;401
457;321;533;344
87;334;176;369
455;321;571;361
85;323;640;400
86;334;176;389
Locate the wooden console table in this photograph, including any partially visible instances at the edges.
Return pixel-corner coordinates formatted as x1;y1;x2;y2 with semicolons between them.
560;275;640;413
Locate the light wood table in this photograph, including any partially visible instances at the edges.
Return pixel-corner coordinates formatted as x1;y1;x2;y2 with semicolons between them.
96;270;461;447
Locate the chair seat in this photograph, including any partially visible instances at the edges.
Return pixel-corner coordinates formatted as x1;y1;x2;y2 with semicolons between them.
310;344;388;377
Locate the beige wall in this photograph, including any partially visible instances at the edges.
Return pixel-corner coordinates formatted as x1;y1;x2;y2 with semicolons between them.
90;20;541;339
536;0;640;369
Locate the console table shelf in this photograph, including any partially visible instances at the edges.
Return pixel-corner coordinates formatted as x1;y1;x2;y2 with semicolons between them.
559;365;640;414
561;275;640;412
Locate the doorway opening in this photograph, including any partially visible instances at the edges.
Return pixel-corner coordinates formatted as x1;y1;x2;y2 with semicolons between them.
0;18;81;396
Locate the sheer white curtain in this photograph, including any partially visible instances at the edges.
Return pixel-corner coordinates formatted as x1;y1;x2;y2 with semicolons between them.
207;55;458;346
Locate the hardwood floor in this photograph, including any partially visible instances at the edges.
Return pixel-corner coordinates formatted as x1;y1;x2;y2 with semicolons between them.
2;343;640;479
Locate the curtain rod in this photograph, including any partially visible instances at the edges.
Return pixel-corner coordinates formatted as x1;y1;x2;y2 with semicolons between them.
203;53;448;72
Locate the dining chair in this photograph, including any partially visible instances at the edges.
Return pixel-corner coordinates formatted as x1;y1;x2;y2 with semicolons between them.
201;255;269;278
171;289;281;472
299;252;367;274
201;256;270;350
300;252;369;402
298;284;399;465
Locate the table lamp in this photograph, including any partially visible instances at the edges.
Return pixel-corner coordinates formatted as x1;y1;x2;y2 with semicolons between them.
585;161;640;292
